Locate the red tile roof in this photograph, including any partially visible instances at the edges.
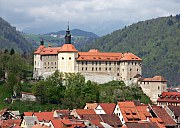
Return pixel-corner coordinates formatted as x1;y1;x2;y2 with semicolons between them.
1;119;21;128
61;119;86;128
168;105;180;117
34;45;45;54
34;44;141;61
149;118;166;128
51;119;63;128
32;124;50;128
84;103;98;109
157;92;180;103
124;122;159;128
58;44;78;52
118;102;140;122
75;109;96;115
151;106;176;126
24;112;34;116
140;76;167;82
100;114;122;127
98;103;116;114
33;112;54;121
136;106;151;120
40;47;61;55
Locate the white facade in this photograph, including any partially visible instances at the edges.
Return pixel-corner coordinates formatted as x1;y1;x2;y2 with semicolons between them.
113;104;125;124
94;105;106;114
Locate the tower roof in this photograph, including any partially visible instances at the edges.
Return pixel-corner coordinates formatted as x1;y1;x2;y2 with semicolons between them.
58;44;78;52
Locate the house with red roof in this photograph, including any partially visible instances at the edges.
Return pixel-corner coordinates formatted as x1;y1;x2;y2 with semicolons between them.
33;26;142;85
157;92;180;106
94;103;116;114
138;76;167;103
148;105;177;128
70;109;96;119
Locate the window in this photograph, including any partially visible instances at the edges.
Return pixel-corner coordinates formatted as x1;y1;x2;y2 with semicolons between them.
92;62;94;65
99;67;101;70
130;78;132;80
35;61;36;65
96;68;97;70
85;62;87;65
69;57;71;60
82;62;84;65
86;67;87;70
122;69;124;71
51;62;53;65
92;67;94;71
117;62;120;65
132;62;133;65
99;62;101;65
130;68;132;71
105;68;107;70
137;69;139;71
55;62;56;65
109;68;111;70
117;68;119;70
105;62;107;65
135;62;137;65
109;62;111;65
114;62;116;65
158;86;160;90
82;68;84;70
62;57;64;60
96;62;98;65
117;73;119;76
48;62;49;65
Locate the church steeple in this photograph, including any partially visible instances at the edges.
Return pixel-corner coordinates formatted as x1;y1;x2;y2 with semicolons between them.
65;23;71;44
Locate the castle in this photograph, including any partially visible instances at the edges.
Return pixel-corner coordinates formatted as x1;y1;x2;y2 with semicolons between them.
33;26;142;85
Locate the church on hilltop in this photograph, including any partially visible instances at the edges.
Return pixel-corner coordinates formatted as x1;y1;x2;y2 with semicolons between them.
33;26;142;85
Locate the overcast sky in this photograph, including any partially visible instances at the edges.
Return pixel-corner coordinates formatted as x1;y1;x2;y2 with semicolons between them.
0;0;180;36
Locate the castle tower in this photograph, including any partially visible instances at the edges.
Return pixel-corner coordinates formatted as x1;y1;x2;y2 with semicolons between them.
58;25;78;73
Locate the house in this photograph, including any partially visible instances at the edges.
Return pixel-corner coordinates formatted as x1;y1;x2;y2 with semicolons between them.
70;109;96;119
149;106;177;128
157;92;180;106
84;103;98;109
21;116;39;128
33;112;54;122
21;92;36;101
1;119;21;128
94;103;116;114
138;76;167;104
114;101;140;124
53;109;71;119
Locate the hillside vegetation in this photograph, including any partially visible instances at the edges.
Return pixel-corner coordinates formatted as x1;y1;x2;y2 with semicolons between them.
84;15;180;86
0;17;33;53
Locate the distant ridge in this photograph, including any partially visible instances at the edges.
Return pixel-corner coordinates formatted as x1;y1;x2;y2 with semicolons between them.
46;29;99;38
84;15;180;86
0;17;32;53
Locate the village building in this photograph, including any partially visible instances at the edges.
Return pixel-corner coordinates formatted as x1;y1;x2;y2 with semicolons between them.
157;92;180;106
33;26;142;85
137;76;167;103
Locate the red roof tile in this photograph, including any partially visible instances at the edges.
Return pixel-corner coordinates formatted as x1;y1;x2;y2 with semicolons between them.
168;105;180;117
1;119;21;128
125;122;159;128
140;76;167;82
157;92;180;103
75;109;96;115
84;103;98;109
24;112;34;116
34;45;45;54
40;47;61;55
98;103;116;114
32;124;50;128
33;112;54;121
58;44;78;52
152;106;176;126
51;119;63;128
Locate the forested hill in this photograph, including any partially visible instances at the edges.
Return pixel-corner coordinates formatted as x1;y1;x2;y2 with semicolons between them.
84;15;180;86
46;29;99;38
0;17;33;53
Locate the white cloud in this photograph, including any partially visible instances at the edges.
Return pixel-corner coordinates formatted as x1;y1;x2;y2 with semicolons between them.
0;0;180;35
